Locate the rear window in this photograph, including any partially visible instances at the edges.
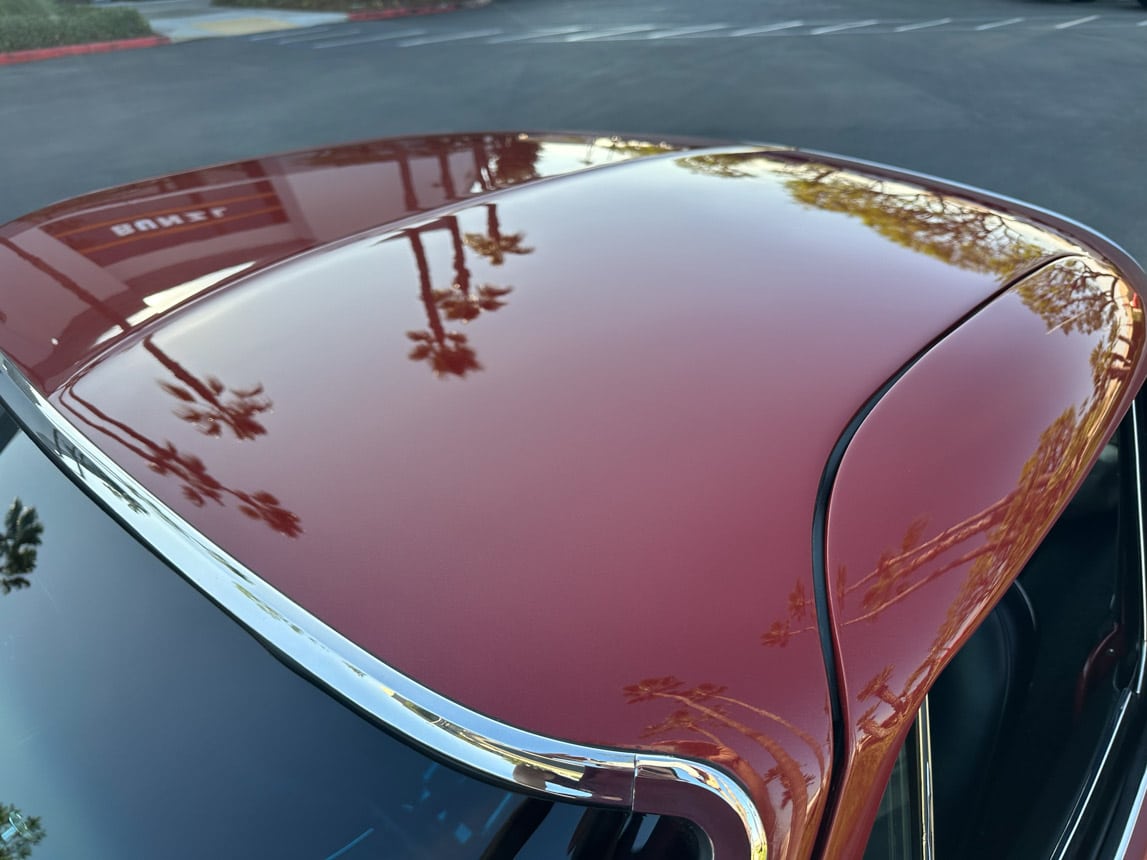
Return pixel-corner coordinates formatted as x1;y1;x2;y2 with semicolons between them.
0;407;704;860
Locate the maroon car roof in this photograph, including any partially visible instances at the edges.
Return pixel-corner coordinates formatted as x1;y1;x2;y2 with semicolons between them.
0;133;1089;857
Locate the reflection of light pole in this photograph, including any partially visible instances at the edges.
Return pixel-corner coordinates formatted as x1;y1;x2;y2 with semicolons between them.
1;810;28;843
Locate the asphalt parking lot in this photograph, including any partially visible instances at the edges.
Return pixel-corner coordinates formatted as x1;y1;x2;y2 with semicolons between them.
1;0;1145;261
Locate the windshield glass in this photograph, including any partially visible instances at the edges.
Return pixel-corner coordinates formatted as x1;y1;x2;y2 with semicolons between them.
0;406;702;860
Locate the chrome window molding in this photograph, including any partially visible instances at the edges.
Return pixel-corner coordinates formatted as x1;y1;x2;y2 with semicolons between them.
915;698;935;860
1130;399;1147;696
1049;403;1147;858
1050;689;1132;859
1110;398;1147;859
0;355;766;860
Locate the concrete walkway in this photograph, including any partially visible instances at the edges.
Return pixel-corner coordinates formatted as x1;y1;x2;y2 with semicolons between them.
109;0;480;42
122;0;341;40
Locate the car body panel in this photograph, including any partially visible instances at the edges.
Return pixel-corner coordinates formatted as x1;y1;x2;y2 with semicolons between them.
0;133;1123;858
821;256;1147;857
0;133;698;394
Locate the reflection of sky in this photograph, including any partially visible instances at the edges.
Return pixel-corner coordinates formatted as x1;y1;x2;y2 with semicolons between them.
0;435;133;860
90;262;257;350
529;137;675;180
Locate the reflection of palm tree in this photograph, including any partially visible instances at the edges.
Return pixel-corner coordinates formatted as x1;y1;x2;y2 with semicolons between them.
464;205;534;266
749;260;1141;823
147;339;271;440
624;676;821;856
844;281;1133;746
0;500;43;597
432;285;513;323
761;259;1139;651
3;228;296;537
405;228;482;379
403;207;528;379
300;135;544;204
61;391;302;538
0;802;45;860
845;264;1135;632
489;138;542;187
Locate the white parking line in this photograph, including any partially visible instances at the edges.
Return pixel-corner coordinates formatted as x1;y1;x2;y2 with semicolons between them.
1054;15;1099;29
486;26;585;43
312;28;426;48
276;28;359;44
729;20;803;36
1140;18;1147;25
642;23;729;39
975;17;1023;31
302;14;1134;51
894;17;951;33
250;26;335;41
396;28;502;47
561;25;658;42
810;19;878;35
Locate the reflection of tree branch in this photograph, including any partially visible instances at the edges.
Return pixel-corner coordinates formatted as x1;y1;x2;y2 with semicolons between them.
844;398;1120;743
676;154;754;180
1015;259;1121;337
780;166;1051;279
624;677;813;847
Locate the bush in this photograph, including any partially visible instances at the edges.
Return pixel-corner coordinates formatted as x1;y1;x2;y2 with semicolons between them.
0;0;54;15
0;6;151;51
213;0;450;11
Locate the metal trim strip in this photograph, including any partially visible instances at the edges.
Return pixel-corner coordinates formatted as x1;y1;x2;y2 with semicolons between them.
915;698;935;860
1130;400;1147;696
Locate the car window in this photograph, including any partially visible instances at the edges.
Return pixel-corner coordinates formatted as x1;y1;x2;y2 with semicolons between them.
0;405;706;860
864;410;1144;859
862;708;931;860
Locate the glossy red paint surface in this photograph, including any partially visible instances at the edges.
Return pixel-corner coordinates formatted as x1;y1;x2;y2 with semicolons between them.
0;134;1101;857
0;134;686;394
1124;804;1147;859
822;257;1147;857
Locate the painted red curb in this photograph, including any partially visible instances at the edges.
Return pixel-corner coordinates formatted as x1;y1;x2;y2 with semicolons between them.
0;34;169;65
347;2;479;21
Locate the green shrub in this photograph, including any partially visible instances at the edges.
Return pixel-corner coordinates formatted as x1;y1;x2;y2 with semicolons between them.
0;0;54;16
0;6;151;51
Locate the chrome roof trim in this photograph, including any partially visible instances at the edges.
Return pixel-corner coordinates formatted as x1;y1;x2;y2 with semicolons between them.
0;355;765;859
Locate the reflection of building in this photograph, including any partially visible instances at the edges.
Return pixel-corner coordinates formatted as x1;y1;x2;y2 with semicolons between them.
38;143;501;282
0;135;549;391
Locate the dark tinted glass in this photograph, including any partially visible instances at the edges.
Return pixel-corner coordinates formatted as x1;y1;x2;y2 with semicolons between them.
862;721;922;860
0;410;703;860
